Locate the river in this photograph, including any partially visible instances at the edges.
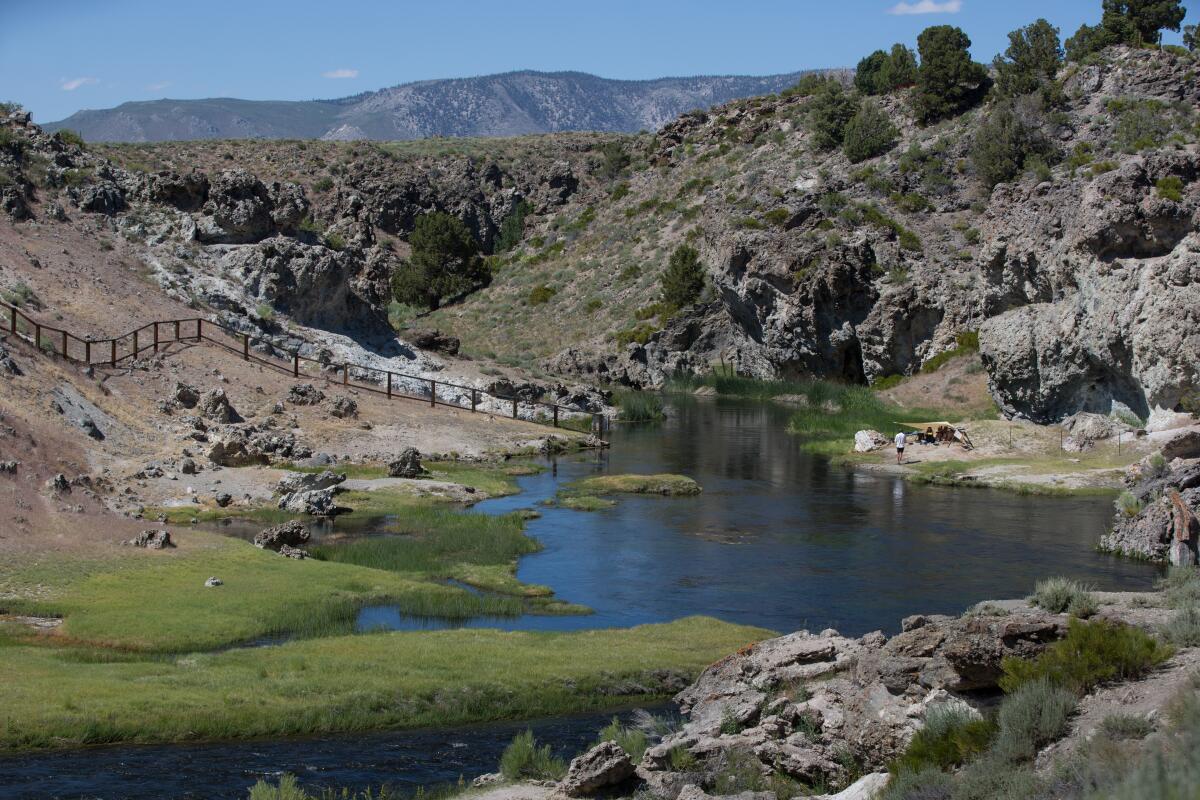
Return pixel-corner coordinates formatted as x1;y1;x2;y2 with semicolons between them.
0;395;1161;798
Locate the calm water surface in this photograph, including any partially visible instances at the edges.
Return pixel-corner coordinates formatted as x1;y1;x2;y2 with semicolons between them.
0;395;1161;799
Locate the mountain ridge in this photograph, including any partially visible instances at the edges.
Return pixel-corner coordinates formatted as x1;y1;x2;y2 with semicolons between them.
44;68;844;142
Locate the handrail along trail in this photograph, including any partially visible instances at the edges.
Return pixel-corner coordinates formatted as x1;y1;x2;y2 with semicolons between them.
0;300;604;434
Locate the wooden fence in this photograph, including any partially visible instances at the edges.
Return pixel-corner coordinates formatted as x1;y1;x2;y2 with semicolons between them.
1;300;604;434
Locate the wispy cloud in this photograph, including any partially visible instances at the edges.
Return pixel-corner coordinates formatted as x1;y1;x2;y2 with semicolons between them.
888;0;961;14
147;81;171;91
322;68;359;79
60;76;99;91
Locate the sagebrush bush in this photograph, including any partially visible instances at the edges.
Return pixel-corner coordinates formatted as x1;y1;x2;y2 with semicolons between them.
992;677;1076;761
1114;490;1143;518
842;101;897;163
879;766;953;800
1158;567;1200;609
595;716;649;763
1160;605;1200;646
999;618;1173;695
1031;576;1098;616
1099;713;1154;741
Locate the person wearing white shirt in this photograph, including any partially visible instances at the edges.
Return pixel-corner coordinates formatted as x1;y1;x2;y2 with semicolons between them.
894;431;907;464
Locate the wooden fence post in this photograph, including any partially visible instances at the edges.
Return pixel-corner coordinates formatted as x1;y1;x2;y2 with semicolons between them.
85;340;91;364
110;339;117;367
471;389;478;412
553;406;559;428
386;372;392;399
174;320;180;342
133;329;139;356
61;330;67;358
34;323;40;351
153;323;159;354
293;353;299;377
343;364;348;386
430;380;436;407
196;319;203;342
242;334;249;361
512;398;518;419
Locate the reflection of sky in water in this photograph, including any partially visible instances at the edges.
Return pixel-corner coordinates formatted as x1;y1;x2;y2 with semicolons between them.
353;395;1161;637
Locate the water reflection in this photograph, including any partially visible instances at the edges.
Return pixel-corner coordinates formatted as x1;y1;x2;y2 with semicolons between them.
357;394;1160;637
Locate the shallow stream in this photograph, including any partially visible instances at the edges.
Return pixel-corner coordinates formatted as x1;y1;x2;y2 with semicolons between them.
0;395;1161;798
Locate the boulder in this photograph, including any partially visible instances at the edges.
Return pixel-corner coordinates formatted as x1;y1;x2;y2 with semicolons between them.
174;382;200;409
0;343;22;375
197;388;241;423
124;529;174;549
1147;408;1195;433
287;384;325;406
278;487;340;516
276;469;345;495
179;457;198;475
214;492;233;508
278;544;309;559
75;182;126;215
1163;430;1200;461
558;742;635;797
407;328;460;355
387;447;425;478
255;520;311;551
1061;412;1120;452
327;396;358;419
854;430;888;453
204;576;223;588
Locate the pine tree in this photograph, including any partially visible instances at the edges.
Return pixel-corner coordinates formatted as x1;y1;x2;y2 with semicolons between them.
660;245;705;309
842;101;898;163
993;19;1063;99
391;212;485;310
912;26;990;124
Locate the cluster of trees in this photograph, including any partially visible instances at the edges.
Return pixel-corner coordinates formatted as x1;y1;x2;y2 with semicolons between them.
1067;0;1188;60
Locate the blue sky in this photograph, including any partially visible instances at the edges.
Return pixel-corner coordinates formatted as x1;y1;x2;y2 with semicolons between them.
1;0;1192;122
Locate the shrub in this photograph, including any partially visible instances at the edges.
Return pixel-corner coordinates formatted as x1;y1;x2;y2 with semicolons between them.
912;25;990;124
1159;567;1200;609
614;323;660;348
879;766;953;800
1099;712;1154;740
806;80;860;151
667;745;698;770
763;207;789;227
247;774;312;800
499;730;566;780
595;716;649;763
311;176;333;193
891;192;930;213
971;97;1056;189
596;141;631;179
992;678;1076;761
1157;175;1185;202
611;182;630;201
1030;576;1098;617
843;101;898;163
1;281;40;309
1160;606;1200;646
660;244;705;309
999;618;1173;695
495;201;531;252
1114;490;1143;518
391;212;485;311
890;705;995;775
1110;98;1176;153
53;129;85;149
527;285;556;305
615;390;665;422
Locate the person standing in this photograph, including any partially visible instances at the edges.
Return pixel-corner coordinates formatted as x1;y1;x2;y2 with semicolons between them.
895;431;906;464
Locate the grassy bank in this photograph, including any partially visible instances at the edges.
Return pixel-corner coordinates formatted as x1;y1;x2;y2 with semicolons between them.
560;474;702;497
667;372;941;455
0;617;770;752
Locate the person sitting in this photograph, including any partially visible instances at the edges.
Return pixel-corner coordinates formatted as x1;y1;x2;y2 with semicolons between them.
923;426;935;445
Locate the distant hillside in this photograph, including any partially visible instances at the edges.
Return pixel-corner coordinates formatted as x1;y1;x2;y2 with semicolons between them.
44;69;841;142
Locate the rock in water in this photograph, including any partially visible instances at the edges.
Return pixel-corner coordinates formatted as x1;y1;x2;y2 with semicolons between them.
254;520;311;551
278;487;340;516
387;447;425;478
124;529;174;549
558;741;635;797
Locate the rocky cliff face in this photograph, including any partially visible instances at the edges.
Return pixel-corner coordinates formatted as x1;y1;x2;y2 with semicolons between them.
531;47;1199;424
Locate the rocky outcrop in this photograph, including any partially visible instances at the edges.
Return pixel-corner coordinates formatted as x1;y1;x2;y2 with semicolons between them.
124;529;174;549
197;388;241;424
327;396;357;418
286;384;325;406
1101;457;1200;562
195;170;308;244
275;470;346;517
636;608;1070;796
205;420;310;466
276;470;345;495
407;329;460;355
853;430;888;453
254;520;311;553
387;448;425;478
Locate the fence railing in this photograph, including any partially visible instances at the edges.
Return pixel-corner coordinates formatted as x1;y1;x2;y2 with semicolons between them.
1;300;605;434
